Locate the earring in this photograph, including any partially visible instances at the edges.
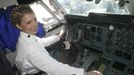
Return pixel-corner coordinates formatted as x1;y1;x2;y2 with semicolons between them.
16;24;22;30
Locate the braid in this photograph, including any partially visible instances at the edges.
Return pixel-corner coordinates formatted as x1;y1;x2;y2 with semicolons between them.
11;4;34;25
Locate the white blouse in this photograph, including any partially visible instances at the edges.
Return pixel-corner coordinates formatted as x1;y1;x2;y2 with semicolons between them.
15;31;84;75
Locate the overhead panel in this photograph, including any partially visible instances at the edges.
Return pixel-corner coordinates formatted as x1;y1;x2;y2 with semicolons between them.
0;0;17;8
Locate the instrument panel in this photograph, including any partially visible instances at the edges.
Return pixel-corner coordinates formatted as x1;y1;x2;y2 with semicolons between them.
64;13;134;75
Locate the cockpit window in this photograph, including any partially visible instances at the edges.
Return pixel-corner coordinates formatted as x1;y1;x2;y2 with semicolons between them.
57;0;129;16
30;3;53;25
30;0;62;31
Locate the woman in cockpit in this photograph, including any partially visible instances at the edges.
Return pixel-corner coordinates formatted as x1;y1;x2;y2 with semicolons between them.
11;4;102;75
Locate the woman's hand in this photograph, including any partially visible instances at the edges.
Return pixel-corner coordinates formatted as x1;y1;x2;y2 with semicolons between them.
85;70;103;75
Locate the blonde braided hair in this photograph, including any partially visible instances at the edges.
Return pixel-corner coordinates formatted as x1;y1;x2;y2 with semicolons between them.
11;4;34;26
